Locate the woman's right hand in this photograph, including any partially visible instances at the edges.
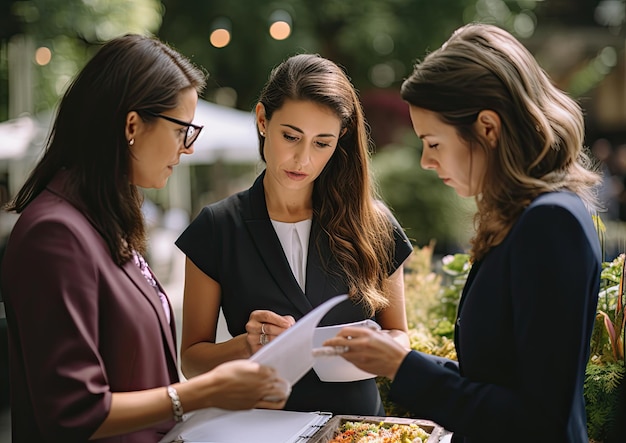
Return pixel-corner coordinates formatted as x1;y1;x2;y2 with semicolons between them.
322;326;410;380
191;360;290;410
245;310;295;354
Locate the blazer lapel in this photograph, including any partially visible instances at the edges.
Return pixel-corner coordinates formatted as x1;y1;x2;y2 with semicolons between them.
120;261;178;367
454;258;481;356
46;172;178;374
243;172;313;316
457;258;481;314
304;221;330;307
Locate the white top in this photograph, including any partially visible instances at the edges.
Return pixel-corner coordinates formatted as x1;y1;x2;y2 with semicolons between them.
270;219;312;291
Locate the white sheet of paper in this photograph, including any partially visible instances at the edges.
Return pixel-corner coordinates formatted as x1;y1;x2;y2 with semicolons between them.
159;294;348;443
249;293;348;384
312;319;379;382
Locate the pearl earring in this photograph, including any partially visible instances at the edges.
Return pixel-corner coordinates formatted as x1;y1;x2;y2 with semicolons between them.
260;131;266;137
129;139;135;146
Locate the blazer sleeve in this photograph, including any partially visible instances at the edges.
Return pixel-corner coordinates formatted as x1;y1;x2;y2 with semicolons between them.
377;200;413;273
389;202;600;440
175;205;221;281
5;217;111;440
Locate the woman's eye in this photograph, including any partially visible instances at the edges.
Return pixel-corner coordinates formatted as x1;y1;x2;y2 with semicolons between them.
316;141;332;148
283;133;298;142
428;143;439;149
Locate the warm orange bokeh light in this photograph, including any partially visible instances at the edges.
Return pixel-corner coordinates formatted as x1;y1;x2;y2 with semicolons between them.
269;21;291;40
35;47;52;66
210;29;231;48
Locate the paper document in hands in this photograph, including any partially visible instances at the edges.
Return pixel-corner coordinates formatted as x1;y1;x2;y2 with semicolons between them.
158;294;347;443
312;319;380;382
249;293;349;384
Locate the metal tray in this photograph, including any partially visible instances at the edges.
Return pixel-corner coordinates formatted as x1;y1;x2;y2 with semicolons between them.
307;414;445;443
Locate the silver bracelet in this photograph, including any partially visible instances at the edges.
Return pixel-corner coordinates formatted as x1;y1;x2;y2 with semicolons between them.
166;385;184;423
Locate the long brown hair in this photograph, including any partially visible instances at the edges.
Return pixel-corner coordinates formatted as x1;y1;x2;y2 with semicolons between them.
5;34;206;265
257;54;394;315
401;23;600;261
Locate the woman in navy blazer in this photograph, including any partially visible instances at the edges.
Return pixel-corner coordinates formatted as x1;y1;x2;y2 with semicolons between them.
176;54;413;415
1;35;289;442
324;24;602;442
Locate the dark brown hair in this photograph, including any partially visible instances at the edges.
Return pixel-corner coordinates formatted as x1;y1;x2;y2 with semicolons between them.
5;34;206;265
257;54;395;315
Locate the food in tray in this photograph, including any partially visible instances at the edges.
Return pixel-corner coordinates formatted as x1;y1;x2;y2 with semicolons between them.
328;420;431;443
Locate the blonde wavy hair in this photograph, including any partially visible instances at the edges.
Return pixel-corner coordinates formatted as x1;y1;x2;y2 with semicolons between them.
401;23;601;261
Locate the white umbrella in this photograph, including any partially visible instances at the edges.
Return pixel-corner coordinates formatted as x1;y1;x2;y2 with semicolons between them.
0;115;37;162
184;100;260;164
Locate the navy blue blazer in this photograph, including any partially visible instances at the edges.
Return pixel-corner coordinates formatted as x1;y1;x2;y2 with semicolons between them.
176;171;413;415
389;192;601;442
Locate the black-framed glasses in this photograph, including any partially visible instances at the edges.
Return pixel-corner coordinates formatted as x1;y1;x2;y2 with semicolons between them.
143;110;204;149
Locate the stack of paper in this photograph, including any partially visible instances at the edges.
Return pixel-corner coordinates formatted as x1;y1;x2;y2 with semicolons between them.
159;409;332;443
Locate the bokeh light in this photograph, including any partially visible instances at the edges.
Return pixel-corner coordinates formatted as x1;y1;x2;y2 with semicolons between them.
369;63;396;88
269;21;291;40
210;17;232;48
210;29;231;48
569;46;618;97
34;46;52;66
373;33;394;55
269;10;292;41
513;12;536;38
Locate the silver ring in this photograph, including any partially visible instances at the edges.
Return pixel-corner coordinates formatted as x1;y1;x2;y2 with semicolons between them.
259;333;269;345
261;323;266;334
346;335;353;340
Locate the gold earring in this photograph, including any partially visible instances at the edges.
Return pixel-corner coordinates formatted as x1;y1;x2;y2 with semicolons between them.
129;139;135;146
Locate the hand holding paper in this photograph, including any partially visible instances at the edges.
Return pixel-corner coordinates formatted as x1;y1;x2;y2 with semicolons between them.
249;294;349;384
158;294;348;443
322;323;412;381
311;319;381;382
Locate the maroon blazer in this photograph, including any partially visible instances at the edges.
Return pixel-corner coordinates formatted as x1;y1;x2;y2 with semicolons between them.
1;172;179;442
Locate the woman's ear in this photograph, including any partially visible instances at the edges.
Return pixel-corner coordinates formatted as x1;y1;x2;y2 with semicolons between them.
255;102;267;134
476;110;501;149
125;111;141;142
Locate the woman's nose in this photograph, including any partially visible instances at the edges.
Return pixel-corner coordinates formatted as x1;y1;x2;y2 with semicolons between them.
294;145;311;165
182;144;194;155
420;148;436;170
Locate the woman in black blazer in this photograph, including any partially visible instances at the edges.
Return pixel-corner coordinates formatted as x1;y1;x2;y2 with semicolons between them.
324;24;602;442
176;54;413;415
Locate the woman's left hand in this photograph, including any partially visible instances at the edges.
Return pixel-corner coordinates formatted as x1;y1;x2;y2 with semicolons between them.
323;326;411;380
245;310;296;354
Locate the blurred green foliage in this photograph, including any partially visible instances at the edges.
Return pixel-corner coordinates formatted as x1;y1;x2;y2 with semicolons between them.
158;0;476;110
3;0;162;116
372;130;476;253
1;0;615;119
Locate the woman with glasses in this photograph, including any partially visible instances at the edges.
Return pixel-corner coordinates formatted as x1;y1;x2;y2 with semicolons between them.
1;34;289;443
175;53;413;416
